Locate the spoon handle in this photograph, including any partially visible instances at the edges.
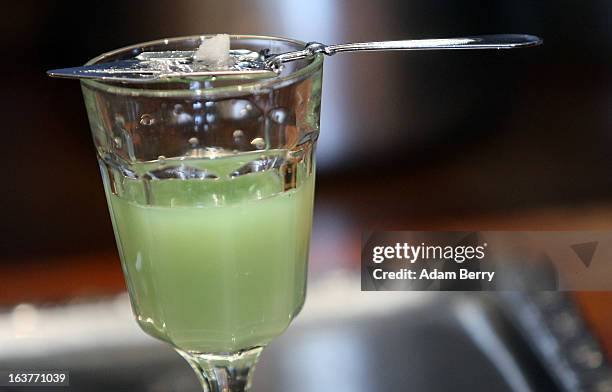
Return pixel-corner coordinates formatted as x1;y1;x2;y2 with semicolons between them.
269;34;542;65
327;34;542;53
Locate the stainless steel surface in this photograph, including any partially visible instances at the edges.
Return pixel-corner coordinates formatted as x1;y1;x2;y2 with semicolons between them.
46;34;542;83
46;48;277;83
267;34;543;65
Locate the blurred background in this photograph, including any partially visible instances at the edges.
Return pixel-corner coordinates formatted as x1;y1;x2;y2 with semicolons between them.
1;0;611;391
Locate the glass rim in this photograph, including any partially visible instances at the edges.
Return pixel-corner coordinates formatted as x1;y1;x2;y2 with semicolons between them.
81;34;324;98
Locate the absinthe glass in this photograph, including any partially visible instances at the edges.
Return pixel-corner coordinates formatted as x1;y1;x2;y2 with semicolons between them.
80;35;323;391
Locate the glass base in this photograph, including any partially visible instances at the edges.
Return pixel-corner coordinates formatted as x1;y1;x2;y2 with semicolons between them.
177;346;264;392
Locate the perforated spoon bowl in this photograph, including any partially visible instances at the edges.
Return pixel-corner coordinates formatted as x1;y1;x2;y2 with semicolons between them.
47;34;542;83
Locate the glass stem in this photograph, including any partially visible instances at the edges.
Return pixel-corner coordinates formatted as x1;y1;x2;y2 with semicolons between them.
177;347;264;392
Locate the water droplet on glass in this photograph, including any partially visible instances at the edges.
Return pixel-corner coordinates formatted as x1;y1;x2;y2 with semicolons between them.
205;101;215;108
233;129;244;141
268;108;290;124
173;104;184;115
193;101;203;110
175;112;193;125
240;103;254;116
140;114;155;126
216;99;261;120
158;155;167;165
251;137;265;150
188;137;199;146
113;136;122;148
205;112;217;123
173;103;191;124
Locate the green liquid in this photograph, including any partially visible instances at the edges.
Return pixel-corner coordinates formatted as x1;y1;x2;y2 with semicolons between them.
104;153;314;353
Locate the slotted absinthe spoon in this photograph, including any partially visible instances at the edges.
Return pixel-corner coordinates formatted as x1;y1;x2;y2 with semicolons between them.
47;34;542;83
